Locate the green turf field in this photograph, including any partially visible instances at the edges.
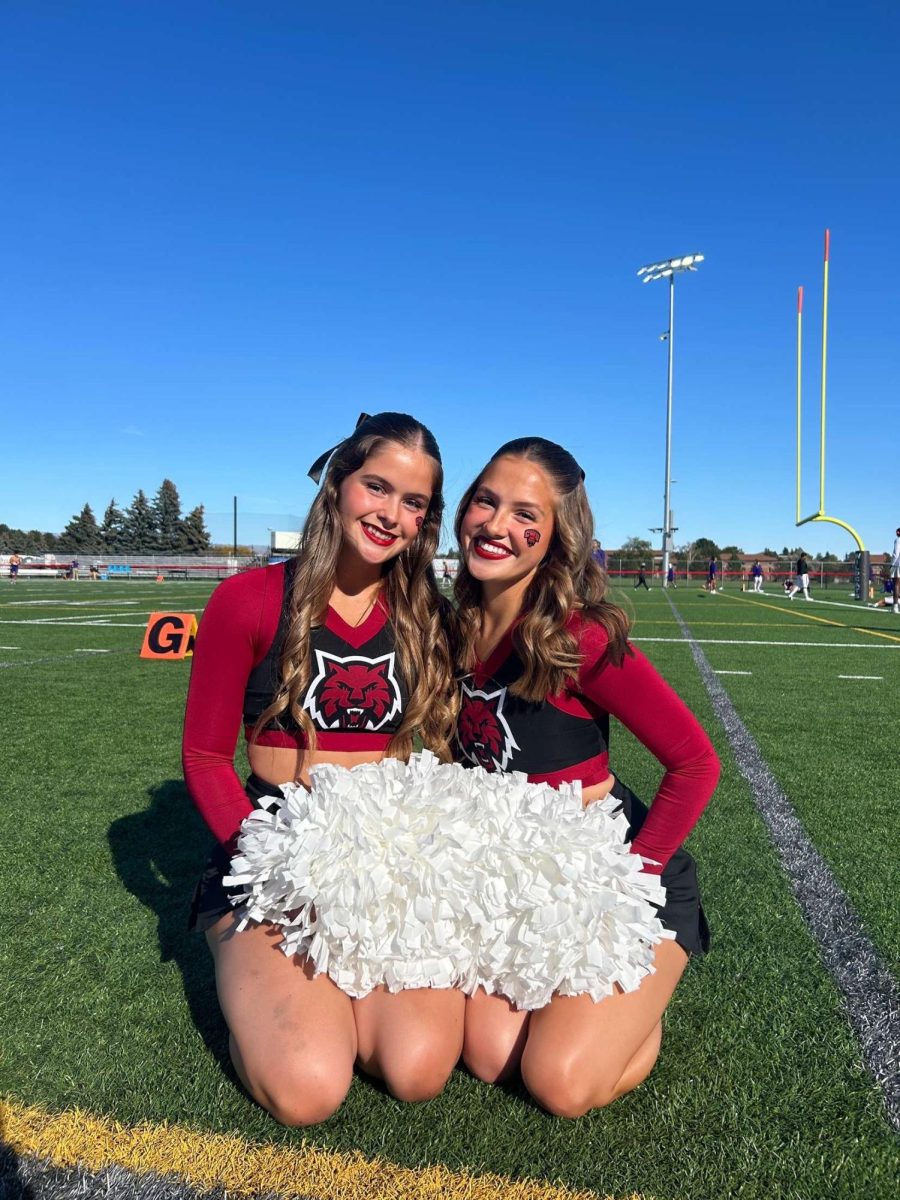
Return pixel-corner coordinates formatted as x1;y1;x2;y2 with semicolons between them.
1;578;898;1199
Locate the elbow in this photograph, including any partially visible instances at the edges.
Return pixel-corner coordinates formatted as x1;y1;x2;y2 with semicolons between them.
691;737;721;797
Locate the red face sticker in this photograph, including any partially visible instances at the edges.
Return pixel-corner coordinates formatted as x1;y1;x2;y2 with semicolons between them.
415;516;423;530
524;529;541;547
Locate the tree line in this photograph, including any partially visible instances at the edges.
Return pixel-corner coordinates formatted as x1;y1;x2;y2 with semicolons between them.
1;479;211;555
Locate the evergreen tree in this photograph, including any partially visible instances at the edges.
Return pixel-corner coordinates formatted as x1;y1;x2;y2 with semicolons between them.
693;537;721;561
153;478;183;551
121;490;157;553
181;505;211;553
57;504;101;553
100;499;126;554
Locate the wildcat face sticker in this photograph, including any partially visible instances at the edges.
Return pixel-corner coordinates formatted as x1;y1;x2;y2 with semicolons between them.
524;529;541;547
415;516;423;530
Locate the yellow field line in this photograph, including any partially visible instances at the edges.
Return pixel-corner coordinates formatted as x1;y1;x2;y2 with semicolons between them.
711;592;900;644
1;1099;648;1200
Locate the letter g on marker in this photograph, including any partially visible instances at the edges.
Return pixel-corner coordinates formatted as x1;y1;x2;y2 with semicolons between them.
140;612;198;660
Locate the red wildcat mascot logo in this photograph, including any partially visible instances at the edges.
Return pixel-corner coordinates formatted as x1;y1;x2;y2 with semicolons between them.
304;651;401;731
457;682;520;771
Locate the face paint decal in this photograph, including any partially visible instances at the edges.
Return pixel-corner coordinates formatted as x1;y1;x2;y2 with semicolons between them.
523;529;541;547
415;516;423;530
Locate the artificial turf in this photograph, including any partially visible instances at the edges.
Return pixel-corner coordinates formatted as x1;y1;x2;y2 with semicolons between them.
1;579;898;1199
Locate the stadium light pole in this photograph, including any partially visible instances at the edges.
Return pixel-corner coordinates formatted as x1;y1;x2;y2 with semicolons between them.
636;253;704;586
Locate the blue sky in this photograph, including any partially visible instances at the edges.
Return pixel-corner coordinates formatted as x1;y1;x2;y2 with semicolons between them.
3;1;898;555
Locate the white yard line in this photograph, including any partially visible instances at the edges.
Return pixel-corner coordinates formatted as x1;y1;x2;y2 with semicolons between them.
714;669;752;675
728;592;893;614
0;599;141;608
0;618;149;628
632;636;900;650
74;648;112;653
837;674;883;680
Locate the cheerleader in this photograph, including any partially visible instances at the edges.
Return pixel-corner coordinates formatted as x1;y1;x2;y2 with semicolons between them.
453;437;720;1117
182;413;459;1124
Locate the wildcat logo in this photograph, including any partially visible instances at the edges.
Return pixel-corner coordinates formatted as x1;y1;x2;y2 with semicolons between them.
457;681;520;772
304;651;401;732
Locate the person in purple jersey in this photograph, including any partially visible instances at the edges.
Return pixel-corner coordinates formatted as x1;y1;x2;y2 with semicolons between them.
706;557;717;593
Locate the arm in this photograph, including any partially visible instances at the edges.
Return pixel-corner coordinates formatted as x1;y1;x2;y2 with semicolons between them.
181;566;276;846
576;620;720;873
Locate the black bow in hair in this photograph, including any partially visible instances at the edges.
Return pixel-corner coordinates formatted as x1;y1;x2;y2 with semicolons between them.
307;412;372;483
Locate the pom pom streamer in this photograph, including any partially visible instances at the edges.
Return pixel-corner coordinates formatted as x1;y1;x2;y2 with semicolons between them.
225;752;673;1009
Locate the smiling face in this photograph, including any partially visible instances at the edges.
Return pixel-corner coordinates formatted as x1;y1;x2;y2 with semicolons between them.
337;441;435;569
459;455;556;592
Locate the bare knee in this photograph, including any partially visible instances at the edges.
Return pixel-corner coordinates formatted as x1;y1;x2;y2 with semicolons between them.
463;1030;523;1084
521;1055;599;1119
235;1042;353;1126
522;1023;662;1118
378;1037;458;1102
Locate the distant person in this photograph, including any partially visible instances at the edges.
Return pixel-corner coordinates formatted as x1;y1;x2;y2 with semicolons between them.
89;561;101;581
892;527;900;614
634;563;650;590
706;557;718;593
788;552;811;601
751;561;764;593
8;553;21;583
442;560;453;583
591;538;607;570
666;563;676;588
871;577;895;609
782;578;793;595
68;558;80;582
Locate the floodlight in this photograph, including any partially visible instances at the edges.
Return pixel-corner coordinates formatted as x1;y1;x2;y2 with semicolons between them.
636;251;704;584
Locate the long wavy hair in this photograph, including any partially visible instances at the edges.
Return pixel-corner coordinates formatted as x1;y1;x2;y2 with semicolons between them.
257;412;457;761
454;437;631;702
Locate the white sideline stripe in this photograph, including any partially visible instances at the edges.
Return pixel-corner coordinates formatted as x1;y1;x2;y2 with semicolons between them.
837;674;883;680
74;648;112;653
0;645;21;649
714;669;752;675
667;593;900;1132
632;636;900;650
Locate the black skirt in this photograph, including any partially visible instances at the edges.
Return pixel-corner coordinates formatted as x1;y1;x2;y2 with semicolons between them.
188;773;285;932
609;776;710;957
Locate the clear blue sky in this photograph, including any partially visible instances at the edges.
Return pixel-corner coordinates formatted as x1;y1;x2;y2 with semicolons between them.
3;1;898;556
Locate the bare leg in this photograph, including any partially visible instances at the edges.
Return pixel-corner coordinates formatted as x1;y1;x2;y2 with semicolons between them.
353;986;465;1102
207;913;357;1126
520;939;689;1118
462;988;531;1083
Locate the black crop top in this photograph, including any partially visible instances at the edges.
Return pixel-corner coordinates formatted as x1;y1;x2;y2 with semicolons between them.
244;559;409;743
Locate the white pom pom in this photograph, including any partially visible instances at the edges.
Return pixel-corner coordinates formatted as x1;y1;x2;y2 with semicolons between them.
225;752;672;1007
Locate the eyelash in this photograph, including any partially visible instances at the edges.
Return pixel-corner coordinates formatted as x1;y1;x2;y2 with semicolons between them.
367;481;425;511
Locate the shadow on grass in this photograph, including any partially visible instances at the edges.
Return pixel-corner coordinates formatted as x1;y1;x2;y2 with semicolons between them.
0;1143;37;1200
107;780;233;1077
